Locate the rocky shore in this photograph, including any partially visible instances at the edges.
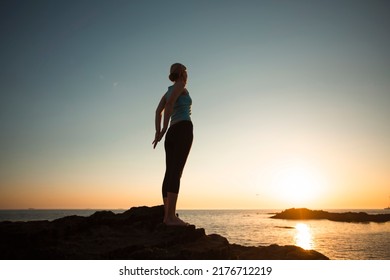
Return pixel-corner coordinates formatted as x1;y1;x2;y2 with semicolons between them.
0;205;328;260
271;208;390;223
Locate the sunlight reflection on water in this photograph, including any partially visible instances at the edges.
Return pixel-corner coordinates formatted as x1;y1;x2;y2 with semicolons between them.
294;223;314;250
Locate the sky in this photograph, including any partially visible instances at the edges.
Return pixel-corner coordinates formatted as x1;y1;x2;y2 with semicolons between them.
0;0;389;210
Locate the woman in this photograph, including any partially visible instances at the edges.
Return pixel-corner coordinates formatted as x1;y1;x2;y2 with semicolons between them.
152;63;193;226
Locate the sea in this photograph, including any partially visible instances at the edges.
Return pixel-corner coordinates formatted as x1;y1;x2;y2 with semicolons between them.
1;209;389;260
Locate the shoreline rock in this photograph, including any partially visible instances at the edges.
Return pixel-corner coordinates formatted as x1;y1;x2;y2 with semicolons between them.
271;208;390;223
0;205;328;260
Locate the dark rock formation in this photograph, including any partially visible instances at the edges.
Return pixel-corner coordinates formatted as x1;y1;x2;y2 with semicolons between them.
0;205;328;260
271;208;390;223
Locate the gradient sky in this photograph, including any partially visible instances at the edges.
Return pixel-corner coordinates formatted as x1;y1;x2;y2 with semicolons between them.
1;0;389;209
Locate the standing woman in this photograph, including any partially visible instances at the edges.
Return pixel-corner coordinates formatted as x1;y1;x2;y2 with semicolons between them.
153;63;193;226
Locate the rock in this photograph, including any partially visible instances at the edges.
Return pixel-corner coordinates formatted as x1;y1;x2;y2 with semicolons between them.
0;205;328;260
230;244;327;260
271;208;390;223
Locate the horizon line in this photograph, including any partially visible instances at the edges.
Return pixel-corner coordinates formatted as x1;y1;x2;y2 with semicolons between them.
0;207;388;211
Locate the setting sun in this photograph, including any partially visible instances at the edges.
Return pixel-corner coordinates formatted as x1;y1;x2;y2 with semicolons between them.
269;159;327;205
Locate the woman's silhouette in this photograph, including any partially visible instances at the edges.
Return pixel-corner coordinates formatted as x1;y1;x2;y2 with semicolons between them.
153;63;193;226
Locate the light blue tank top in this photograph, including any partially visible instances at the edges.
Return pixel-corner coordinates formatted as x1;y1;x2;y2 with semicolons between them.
165;85;192;126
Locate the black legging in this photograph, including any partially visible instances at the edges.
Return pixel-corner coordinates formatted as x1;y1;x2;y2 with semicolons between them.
162;121;193;197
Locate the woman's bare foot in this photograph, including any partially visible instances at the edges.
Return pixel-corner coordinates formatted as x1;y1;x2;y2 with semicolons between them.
164;216;189;226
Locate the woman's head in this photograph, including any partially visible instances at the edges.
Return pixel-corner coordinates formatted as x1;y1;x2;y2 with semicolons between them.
169;63;187;83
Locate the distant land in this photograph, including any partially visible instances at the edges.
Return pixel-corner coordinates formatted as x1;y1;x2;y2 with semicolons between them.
271;208;390;223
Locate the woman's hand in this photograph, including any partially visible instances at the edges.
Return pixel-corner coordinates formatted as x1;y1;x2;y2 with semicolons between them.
152;128;167;149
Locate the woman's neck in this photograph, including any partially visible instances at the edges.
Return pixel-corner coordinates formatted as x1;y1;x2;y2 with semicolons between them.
174;79;187;86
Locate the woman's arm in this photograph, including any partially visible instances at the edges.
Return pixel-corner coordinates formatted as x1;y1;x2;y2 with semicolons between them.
155;95;166;132
153;95;166;149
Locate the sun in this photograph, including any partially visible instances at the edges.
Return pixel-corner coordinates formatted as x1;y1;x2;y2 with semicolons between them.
269;159;327;205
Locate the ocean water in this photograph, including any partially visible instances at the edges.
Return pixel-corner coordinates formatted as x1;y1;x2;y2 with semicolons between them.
1;209;389;260
178;209;390;260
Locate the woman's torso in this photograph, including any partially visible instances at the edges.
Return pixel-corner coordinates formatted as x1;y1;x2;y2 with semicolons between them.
165;85;192;126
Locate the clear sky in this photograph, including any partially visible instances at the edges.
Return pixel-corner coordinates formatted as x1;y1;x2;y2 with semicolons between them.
1;0;389;209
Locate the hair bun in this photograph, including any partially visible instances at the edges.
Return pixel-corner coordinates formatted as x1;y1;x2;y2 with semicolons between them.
169;72;178;82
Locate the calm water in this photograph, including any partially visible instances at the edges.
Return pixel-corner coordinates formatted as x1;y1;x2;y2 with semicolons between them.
178;209;390;260
1;209;389;260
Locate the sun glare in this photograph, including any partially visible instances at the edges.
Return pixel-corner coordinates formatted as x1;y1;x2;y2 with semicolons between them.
295;223;313;250
269;159;327;205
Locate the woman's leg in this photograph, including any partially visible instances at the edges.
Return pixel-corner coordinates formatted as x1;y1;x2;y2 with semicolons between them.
162;121;193;225
164;192;185;225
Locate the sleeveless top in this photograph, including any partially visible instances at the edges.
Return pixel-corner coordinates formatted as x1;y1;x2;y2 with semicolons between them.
164;85;192;126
